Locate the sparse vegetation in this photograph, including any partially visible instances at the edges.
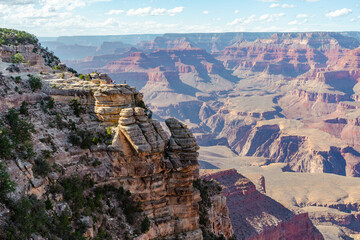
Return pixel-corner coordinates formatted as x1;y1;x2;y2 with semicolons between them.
68;128;93;149
28;74;42;92
19;101;29;115
0;108;34;160
69;98;84;117
0;162;16;203
11;53;24;64
0;28;38;46
141;216;151;233
67;67;78;76
46;97;55;109
14;76;21;83
52;65;62;70
33;158;51;177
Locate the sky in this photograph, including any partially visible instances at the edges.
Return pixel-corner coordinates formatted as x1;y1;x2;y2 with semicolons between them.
0;0;360;37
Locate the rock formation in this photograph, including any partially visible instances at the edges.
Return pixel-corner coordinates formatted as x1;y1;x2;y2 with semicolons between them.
0;29;234;240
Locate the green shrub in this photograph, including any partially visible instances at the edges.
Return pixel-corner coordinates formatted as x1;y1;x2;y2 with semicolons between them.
0;108;35;160
45;198;53;210
19;101;29;115
67;67;78;75
11;53;25;64
5;108;34;145
69;98;84;117
141;216;151;233
33;158;51;177
78;74;84;80
14;76;21;83
28;74;42;92
52;65;62;70
68;129;93;149
0;128;12;159
0;28;38;46
47;97;55;109
0;162;16;202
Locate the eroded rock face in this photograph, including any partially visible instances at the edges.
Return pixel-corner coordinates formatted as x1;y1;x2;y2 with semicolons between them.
50;87;205;239
207;193;234;239
108;115;203;239
201;169;324;240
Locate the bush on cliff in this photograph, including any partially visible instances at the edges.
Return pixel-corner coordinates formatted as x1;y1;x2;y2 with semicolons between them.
19;101;29;115
28;74;42;92
0;108;35;160
11;53;25;64
0;28;38;46
0;162;16;203
69;98;84;117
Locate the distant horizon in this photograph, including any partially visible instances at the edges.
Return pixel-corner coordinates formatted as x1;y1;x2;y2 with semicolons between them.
38;30;360;39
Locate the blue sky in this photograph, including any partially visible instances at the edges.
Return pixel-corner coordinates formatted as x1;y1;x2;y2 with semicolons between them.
0;0;359;36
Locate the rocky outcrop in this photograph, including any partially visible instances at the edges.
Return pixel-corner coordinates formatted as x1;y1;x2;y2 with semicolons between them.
201;169;324;240
43;75;208;239
0;36;234;239
0;44;46;67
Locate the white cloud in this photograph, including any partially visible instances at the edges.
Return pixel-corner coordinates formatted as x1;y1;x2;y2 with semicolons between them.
305;0;320;2
270;3;295;8
203;10;209;14
127;6;184;17
270;3;280;8
281;4;295;8
259;13;285;22
288;20;298;25
227;18;244;26
297;14;309;18
227;13;284;26
325;8;352;18
234;10;240;14
106;9;124;15
288;18;309;25
227;15;257;26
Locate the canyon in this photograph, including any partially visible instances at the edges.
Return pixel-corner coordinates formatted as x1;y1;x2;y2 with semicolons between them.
3;29;360;239
40;31;360;239
0;29;325;240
